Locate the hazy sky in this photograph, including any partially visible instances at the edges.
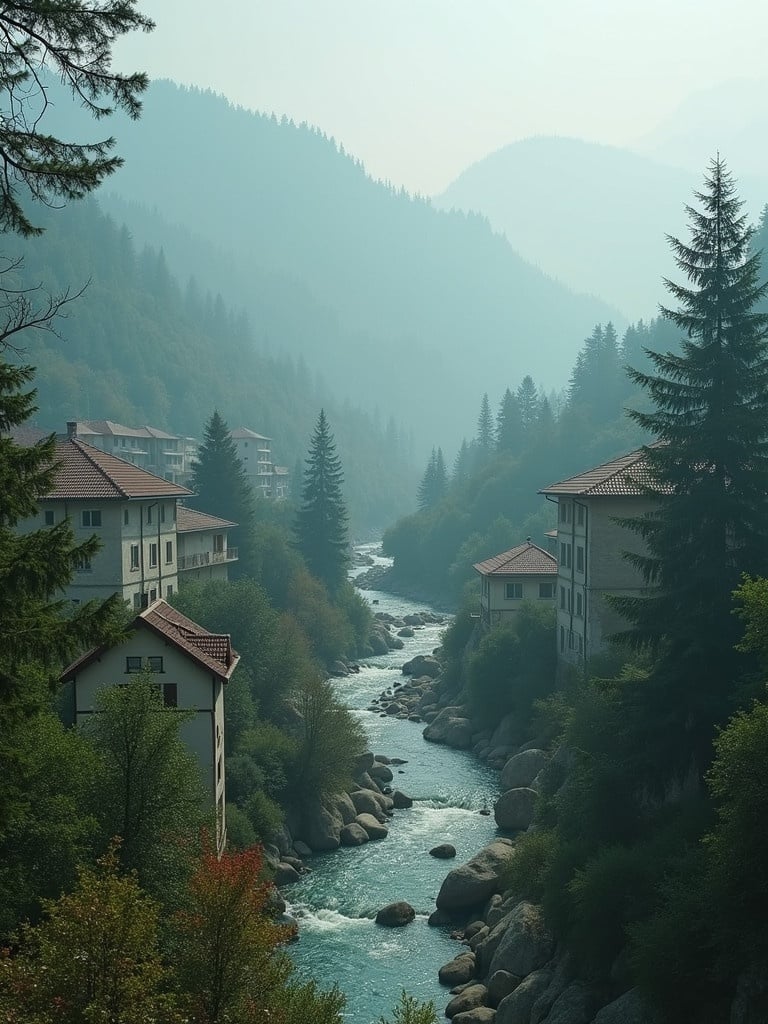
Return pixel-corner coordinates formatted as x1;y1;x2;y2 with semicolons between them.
116;0;768;195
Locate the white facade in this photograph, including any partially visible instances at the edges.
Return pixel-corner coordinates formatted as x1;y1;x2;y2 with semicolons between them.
474;541;558;629
231;426;275;497
176;507;238;582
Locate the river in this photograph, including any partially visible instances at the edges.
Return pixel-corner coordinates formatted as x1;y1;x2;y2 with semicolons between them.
288;544;500;1023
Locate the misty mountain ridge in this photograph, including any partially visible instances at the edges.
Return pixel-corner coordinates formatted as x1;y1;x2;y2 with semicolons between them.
436;135;768;320
46;79;620;452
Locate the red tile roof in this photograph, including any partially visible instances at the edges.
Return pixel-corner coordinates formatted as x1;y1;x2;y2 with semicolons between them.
42;438;192;500
60;599;239;684
474;541;558;577
539;443;668;497
177;506;237;533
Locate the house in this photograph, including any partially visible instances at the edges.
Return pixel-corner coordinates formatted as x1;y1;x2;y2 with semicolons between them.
60;599;239;854
231;426;274;497
540;445;659;666
65;420;196;484
474;540;558;628
176;506;239;581
17;434;193;609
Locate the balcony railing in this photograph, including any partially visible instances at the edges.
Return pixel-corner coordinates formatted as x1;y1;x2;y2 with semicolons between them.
177;547;238;571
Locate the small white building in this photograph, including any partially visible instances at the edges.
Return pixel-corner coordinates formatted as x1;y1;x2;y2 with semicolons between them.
19;435;192;609
540;445;659;666
474;540;558;629
231;426;274;497
60;599;239;854
176;506;239;582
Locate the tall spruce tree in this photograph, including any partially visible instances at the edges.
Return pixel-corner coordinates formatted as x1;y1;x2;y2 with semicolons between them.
516;376;539;440
295;410;349;593
496;388;522;454
614;157;768;770
190;411;256;578
475;393;495;466
417;447;447;511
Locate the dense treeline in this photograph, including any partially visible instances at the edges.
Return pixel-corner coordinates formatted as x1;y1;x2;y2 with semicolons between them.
2;198;415;533
383;317;679;601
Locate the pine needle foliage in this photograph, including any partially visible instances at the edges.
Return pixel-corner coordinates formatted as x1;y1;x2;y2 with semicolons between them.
613;157;768;768
294;410;349;594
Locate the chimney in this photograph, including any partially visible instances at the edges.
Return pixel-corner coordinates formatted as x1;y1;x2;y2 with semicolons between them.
66;421;78;438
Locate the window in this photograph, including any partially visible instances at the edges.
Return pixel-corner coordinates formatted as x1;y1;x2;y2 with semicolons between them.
124;508;129;526
160;503;166;523
149;588;157;603
578;635;584;655
559;501;572;524
166;584;173;598
568;630;577;650
576;592;583;617
576;546;585;573
165;540;173;564
81;509;101;527
213;534;224;554
74;554;92;572
149;542;158;568
560;625;565;652
146;505;153;524
125;656;142;673
577;504;585;526
130;544;140;570
505;582;523;600
560;585;566;610
560;542;572;569
147;656;164;673
161;683;178;708
133;593;142;611
539;582;555;599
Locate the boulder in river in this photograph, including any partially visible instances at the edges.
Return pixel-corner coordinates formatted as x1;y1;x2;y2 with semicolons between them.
375;901;416;927
339;822;369;846
439;952;476;987
430;843;457;859
500;749;550;791
436;839;517;914
445;984;487;1019
392;789;413;809
402;654;442;678
493;787;537;831
355;813;389;840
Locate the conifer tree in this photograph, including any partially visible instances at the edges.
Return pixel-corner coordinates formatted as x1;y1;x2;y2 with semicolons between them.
190;411;256;578
516;376;539;440
417;448;447;511
295;410;349;593
452;439;471;484
614;157;768;769
496;388;522;454
475;393;495;464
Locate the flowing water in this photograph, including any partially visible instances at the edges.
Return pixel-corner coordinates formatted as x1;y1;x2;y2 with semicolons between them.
288;545;500;1022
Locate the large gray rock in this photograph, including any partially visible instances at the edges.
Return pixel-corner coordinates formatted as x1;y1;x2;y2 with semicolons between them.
430;842;457;859
446;984;488;1019
591;988;658;1024
452;1009;496;1024
274;862;301;885
487;971;521;1008
392;790;414;809
439;953;476;987
424;707;474;748
494;788;537;831
349;789;387;820
488;902;555;979
300;802;341;851
489;714;519;750
339;822;369;846
436;840;517;914
500;749;550;791
375;901;415;927
355;813;389;840
369;761;394;782
495;969;553;1024
543;983;598;1024
475;910;518;978
402;654;442;677
353;751;375;775
328;791;357;825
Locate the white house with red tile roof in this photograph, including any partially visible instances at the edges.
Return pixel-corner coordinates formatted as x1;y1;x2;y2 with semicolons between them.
474;540;558;628
176;506;239;581
17;435;192;609
540;445;660;666
61;599;239;854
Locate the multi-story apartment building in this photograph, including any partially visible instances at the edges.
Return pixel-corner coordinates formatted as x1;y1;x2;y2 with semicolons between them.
474;540;557;628
61;599;239;854
540;446;658;667
231;426;275;497
176;507;239;582
66;420;195;484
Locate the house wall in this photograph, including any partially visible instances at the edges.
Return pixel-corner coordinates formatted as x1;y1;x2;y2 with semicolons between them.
70;627;226;849
554;495;655;665
177;528;236;583
480;574;556;626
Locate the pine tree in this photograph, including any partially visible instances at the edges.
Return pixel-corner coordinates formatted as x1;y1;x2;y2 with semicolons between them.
476;393;495;464
295;410;349;593
190;411;256;578
614;157;768;770
417;448;447;511
496;388;522;454
0;358;122;829
516;376;539;441
452;439;471;484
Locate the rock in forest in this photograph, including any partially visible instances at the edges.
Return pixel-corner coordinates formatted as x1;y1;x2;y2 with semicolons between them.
375;901;416;927
436;840;517;913
445;984;488;1019
500;749;550;791
493;788;537;831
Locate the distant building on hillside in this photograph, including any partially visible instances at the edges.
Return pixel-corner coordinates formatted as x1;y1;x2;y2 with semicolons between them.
65;420;195;484
231;426;289;499
474;540;558;628
60;599;239;855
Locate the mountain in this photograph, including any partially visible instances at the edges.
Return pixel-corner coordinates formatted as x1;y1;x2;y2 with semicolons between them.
3;198;417;533
48;81;620;452
435;136;768;320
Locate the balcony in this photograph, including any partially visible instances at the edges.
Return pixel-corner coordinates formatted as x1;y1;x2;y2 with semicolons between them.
177;547;238;571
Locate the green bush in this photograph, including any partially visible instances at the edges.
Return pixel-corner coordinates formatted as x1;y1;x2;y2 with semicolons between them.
500;827;557;903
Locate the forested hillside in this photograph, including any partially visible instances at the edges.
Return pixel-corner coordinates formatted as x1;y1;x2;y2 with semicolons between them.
49;80;622;451
3;199;416;532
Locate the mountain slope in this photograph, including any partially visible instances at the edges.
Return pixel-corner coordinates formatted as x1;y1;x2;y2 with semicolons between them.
50;81;620;450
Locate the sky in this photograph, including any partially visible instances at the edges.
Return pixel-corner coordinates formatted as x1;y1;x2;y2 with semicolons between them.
116;0;768;195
